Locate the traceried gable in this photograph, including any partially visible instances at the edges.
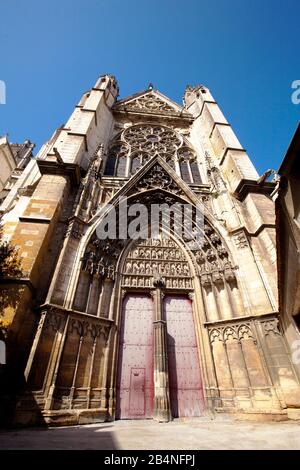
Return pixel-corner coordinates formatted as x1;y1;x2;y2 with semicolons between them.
124;93;176;113
113;90;189;117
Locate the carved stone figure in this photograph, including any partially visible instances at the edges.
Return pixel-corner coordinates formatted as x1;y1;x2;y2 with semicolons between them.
84;251;96;274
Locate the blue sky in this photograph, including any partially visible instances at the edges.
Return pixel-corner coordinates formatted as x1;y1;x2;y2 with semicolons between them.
0;0;299;174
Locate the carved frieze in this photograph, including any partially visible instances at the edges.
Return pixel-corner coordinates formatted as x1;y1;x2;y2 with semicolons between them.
121;236;193;290
43;309;65;333
68;316;111;342
261;318;281;336
208;321;255;344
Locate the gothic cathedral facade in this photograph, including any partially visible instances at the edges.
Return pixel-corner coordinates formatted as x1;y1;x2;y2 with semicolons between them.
1;75;300;426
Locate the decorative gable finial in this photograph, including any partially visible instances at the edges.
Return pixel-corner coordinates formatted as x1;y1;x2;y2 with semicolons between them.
148;82;154;90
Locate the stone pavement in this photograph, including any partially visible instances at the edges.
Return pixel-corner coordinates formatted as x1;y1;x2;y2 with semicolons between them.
0;418;300;450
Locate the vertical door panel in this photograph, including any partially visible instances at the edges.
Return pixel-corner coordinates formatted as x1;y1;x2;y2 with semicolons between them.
116;294;153;419
129;368;145;416
165;296;204;417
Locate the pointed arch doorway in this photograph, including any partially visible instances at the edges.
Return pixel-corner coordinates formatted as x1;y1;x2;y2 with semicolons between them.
116;236;205;420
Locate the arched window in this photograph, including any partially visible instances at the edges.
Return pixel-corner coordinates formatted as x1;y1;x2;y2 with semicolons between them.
179;160;192;183
104;143;128;177
116;156;127;177
130;152;150;175
190;161;202;184
104;153;116;176
131;154;140;174
178;148;202;184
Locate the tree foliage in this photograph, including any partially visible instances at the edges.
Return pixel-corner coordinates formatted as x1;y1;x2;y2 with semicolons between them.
0;229;23;278
0;223;23;336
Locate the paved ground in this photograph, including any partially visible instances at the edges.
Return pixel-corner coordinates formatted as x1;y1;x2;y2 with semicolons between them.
0;418;300;450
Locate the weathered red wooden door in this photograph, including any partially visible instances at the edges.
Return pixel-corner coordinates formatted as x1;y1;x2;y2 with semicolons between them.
116;294;154;419
164;295;204;417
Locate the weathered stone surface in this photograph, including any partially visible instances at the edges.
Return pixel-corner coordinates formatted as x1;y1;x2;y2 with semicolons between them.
1;76;299;428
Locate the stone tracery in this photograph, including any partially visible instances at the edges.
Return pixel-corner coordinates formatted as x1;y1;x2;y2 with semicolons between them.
103;123;202;183
122;93;177;114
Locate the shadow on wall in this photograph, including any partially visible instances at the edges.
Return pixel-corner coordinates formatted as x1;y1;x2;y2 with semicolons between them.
0;424;118;450
167;333;178;418
0;368;45;428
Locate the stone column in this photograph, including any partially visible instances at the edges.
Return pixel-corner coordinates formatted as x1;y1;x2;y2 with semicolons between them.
97;278;114;318
152;278;171;422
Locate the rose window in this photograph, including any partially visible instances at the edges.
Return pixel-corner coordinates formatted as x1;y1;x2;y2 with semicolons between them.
103;124;202;183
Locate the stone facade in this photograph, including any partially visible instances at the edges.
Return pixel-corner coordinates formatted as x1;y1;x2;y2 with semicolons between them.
1;75;300;426
0;137;35;206
275;124;300;419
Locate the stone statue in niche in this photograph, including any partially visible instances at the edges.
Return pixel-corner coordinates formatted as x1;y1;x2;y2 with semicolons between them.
96;257;106;276
202;239;210;250
139;262;145;274
183;264;189;275
195;252;205;264
206;249;216;262
107;265;115;280
85;251;96;274
132;261;139;273
125;261;132;273
210;233;221;245
212;270;223;284
217;246;228;258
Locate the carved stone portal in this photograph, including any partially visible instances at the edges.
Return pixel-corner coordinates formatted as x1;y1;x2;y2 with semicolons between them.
121;235;192;290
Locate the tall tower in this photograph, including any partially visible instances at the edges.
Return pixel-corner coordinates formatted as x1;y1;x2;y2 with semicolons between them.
1;75;299;426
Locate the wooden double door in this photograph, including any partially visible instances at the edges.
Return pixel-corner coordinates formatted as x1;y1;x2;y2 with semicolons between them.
116;294;204;419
